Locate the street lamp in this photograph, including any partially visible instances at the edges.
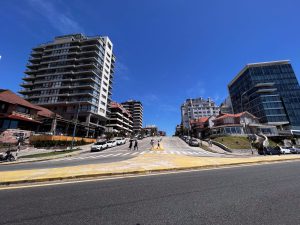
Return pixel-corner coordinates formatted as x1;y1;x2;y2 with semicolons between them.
71;102;81;150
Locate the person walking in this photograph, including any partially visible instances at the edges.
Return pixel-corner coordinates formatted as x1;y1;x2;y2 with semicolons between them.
134;139;138;151
129;139;133;150
150;139;154;149
157;140;160;149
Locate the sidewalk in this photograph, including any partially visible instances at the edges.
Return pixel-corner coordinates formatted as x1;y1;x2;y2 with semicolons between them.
1;153;300;185
1;144;93;165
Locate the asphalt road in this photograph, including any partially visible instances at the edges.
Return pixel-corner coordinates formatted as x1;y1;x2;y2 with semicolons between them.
0;137;218;171
1;161;300;225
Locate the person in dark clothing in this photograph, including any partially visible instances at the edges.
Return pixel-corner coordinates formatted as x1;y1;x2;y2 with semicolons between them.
134;140;138;150
129;139;133;150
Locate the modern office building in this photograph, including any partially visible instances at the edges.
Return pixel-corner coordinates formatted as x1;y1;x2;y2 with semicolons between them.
121;100;143;134
106;101;133;135
19;34;115;137
228;60;300;130
181;97;220;129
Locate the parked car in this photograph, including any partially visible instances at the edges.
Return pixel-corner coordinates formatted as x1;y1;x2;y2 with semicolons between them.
137;135;144;140
258;146;281;155
106;140;117;148
115;137;126;145
185;137;191;143
91;141;108;152
275;146;292;154
189;138;199;147
290;146;300;154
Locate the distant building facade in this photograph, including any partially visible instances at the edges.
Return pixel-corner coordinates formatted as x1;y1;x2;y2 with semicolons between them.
210;112;278;137
20;33;115;137
181;97;220;129
106;102;133;135
121;100;143;134
143;125;158;136
228;60;300;130
220;96;233;114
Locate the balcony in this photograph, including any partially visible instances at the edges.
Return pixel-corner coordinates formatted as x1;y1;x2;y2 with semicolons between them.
22;75;35;81
31;50;43;56
19;89;33;94
20;82;34;87
24;69;38;75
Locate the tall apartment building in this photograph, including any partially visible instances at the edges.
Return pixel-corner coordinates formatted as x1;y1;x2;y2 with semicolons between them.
19;34;115;137
181;97;220;129
228;60;300;130
121;100;143;134
106;102;133;135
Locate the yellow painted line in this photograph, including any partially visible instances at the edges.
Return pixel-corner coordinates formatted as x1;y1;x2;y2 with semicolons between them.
0;159;298;191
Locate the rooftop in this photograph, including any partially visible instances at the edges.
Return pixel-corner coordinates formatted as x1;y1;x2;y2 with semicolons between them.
228;60;290;87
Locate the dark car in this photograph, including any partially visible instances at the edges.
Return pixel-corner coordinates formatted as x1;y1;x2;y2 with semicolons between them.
189;138;199;147
290;147;300;154
258;146;281;155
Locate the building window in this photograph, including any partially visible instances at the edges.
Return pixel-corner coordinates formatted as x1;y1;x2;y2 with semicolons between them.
16;106;29;114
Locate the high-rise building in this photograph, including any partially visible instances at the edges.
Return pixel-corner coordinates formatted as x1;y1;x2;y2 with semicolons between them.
121;100;143;134
106;101;133;135
19;34;115;137
181;97;220;129
228;60;300;130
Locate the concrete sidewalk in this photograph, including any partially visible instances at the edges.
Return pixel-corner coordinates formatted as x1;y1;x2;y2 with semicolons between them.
0;144;93;165
1;153;300;185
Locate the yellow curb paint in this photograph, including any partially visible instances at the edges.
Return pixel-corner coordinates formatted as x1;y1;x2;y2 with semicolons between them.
1;154;300;185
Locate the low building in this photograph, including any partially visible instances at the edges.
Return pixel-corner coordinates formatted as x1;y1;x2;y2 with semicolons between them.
143;125;158;136
106;101;133;136
190;116;216;138
158;131;166;136
210;112;278;137
0;90;51;143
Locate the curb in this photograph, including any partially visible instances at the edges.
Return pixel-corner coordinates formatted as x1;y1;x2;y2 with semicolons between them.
1;157;300;186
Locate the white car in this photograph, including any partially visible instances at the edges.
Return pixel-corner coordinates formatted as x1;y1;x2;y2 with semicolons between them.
275;146;292;154
106;140;117;148
91;141;107;152
115;137;126;145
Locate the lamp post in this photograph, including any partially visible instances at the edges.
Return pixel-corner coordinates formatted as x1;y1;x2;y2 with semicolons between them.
71;102;81;150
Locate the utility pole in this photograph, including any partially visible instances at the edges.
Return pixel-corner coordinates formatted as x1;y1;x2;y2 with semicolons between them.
71;102;80;150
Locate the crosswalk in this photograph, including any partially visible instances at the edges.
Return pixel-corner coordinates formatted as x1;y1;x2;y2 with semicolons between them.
52;150;213;162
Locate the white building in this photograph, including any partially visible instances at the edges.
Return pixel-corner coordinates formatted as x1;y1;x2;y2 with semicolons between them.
20;34;115;137
181;97;220;129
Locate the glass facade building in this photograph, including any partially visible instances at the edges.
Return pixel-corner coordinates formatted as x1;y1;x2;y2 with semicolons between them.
228;60;300;130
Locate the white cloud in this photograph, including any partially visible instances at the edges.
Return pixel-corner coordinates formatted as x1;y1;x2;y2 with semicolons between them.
28;0;84;33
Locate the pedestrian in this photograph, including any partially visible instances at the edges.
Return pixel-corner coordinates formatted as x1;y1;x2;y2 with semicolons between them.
208;139;212;147
134;140;138;151
157;140;160;149
150;139;154;149
129;139;133;150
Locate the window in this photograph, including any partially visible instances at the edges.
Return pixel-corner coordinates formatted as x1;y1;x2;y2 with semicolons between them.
16;106;29;114
0;102;8;113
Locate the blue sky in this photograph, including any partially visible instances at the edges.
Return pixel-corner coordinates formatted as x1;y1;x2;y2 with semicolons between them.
1;0;300;135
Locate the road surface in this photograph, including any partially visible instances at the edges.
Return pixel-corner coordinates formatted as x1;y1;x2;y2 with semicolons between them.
0;161;299;225
0;137;220;171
